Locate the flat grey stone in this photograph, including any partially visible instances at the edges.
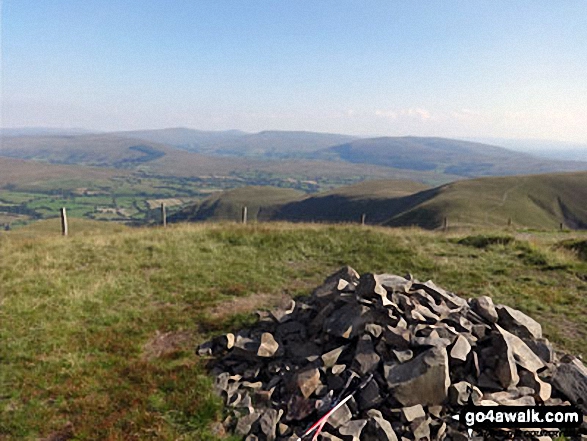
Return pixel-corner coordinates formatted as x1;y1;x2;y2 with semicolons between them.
401;404;425;422
322;345;347;368
366;409;398;441
339;419;368;441
496;325;545;373
470;296;498;323
296;367;321;399
353;335;381;375
552;355;587;412
257;332;279;357
496;304;542;339
450;334;472;362
384;347;450;406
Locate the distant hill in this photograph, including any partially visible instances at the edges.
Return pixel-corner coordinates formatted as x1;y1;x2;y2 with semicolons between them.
116;128;358;158
171;172;587;230
0;156;125;188
321;136;587;177
0;133;461;185
112;127;248;151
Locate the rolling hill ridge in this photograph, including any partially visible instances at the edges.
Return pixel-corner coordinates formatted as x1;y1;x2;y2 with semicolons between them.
171;171;587;230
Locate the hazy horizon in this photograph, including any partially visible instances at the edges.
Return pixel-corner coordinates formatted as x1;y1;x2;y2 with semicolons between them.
2;1;587;144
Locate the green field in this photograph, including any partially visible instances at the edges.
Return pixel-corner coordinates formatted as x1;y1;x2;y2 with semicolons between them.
1;222;586;440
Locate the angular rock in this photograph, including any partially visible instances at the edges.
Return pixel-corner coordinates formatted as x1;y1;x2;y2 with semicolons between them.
328;403;353;428
496;304;542;339
496;325;545;372
285;395;314;421
366;409;398;441
519;370;552;402
410;417;430;440
450;335;472;362
392;349;413;364
323;302;368;339
524;337;554;364
412;280;467;309
353;335;381;375
313;266;360;300
448;381;482;406
235;411;260;436
296;368;321;399
470;296;498;323
257;332;279;357
322;346;347;368
356;273;394;306
401;404;425;422
357;378;381;410
552;355;587;412
384;347;450;406
339;419;368;441
257;408;279;441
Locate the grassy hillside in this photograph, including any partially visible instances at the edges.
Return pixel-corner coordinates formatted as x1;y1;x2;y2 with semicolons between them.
324;136;587;177
170;186;305;222
387;171;587;230
0;157;126;188
170;179;430;224
273;179;433;224
1;223;586;440
171;172;587;230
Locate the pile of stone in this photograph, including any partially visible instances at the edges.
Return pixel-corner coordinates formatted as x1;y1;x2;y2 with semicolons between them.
197;267;587;440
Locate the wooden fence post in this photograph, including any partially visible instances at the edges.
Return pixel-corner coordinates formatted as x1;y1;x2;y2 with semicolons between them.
560;222;563;231
361;213;366;226
242;206;248;224
508;217;512;227
443;217;448;232
60;207;68;236
161;203;167;227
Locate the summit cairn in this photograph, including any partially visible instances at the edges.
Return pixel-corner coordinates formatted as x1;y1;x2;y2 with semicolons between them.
198;266;586;440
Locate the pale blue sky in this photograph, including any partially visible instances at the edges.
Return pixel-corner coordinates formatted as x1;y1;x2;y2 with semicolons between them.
2;1;587;142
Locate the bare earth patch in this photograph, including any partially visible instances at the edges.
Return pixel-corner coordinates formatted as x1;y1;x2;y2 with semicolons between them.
142;330;194;360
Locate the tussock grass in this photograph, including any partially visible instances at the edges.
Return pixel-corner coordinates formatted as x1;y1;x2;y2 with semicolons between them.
1;222;586;439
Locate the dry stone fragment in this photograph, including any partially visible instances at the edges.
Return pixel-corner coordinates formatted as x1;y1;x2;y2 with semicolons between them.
470;296;498;323
410;417;431;440
328;403;353;428
322;346;347;368
496;304;542;339
401;404;425;422
384;347;450;406
257;408;279;441
353;335;381;375
313;266;360;300
321;432;344;441
324;302;367;339
393;349;413;364
235;411;260;436
356;273;393;306
339;419;368;441
357;378;381;410
257;332;279;357
518;370;552;402
448;381;482;406
496;325;545;372
412;280;467;309
450;335;472;362
366;409;398;441
296;368;321;399
552;355;587;412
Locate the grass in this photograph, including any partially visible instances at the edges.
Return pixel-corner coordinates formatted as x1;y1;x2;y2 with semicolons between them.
0;222;586;440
